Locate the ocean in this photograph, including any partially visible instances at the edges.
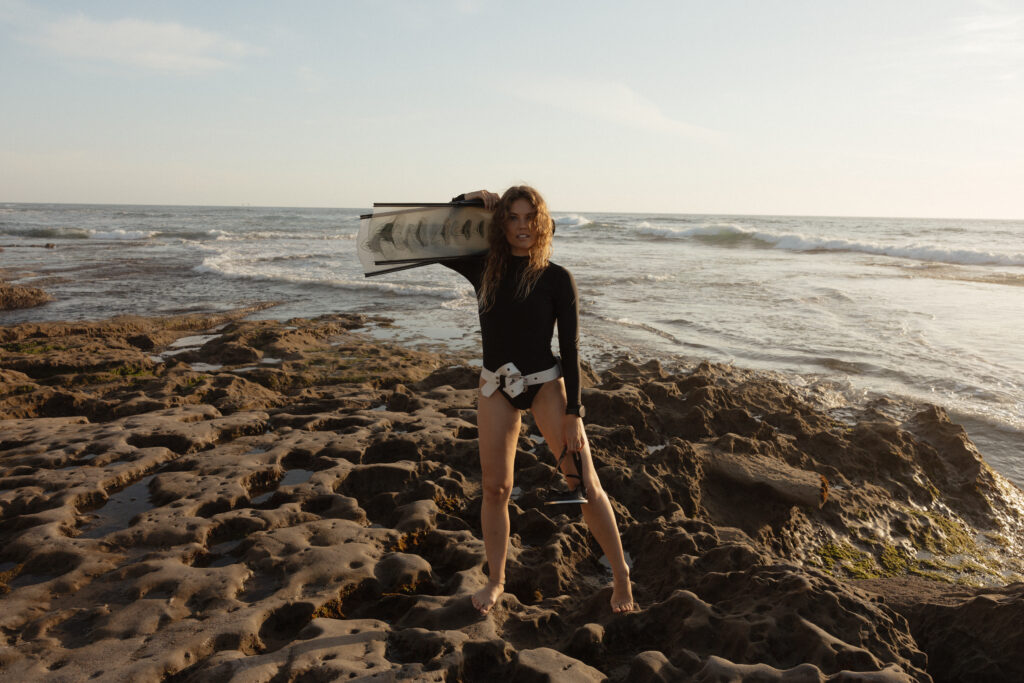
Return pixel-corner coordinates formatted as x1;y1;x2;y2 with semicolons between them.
2;203;1022;487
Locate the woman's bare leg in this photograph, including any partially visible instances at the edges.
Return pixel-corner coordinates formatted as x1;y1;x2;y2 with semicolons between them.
473;381;521;615
531;380;637;612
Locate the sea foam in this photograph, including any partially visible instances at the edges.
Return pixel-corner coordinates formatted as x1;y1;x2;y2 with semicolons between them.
90;229;158;240
555;214;593;228
193;258;460;299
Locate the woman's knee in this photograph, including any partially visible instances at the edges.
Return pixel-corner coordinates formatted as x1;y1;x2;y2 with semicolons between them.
584;474;606;498
481;477;514;503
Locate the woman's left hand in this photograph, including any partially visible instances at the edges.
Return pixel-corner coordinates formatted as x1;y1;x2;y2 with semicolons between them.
463;190;500;211
563;414;586;453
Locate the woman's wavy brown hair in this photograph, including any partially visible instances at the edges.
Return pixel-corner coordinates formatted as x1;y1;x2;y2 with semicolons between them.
478;186;554;312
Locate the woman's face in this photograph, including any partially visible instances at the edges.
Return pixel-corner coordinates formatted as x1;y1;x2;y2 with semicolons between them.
504;197;537;256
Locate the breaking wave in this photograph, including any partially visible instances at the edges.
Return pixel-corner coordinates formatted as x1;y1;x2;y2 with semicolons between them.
633;223;1024;267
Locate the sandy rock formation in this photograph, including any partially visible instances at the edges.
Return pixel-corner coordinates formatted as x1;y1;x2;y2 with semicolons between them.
0;281;53;310
2;314;1023;681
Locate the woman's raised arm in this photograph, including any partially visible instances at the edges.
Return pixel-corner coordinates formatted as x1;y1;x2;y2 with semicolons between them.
458;190;500;211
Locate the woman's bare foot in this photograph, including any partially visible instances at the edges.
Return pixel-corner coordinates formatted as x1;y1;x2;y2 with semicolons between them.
472;581;505;615
611;574;637;613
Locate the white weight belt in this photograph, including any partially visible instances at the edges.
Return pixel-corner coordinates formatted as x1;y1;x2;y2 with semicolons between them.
480;362;560;398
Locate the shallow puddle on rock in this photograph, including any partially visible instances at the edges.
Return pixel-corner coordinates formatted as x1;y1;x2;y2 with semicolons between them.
10;571;49;589
206;539;245;567
59;453;100;469
78;474;157;539
209;539;244;555
250;491;275;506
248;469;315;507
280;469;314;486
169;334;221;349
189;363;223;372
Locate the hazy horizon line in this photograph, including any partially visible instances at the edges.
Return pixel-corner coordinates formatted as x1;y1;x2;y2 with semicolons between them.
2;199;1021;223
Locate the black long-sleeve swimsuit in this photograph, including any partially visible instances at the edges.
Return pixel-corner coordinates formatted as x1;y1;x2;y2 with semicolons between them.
443;255;582;409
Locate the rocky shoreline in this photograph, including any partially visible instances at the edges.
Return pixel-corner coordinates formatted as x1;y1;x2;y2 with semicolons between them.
1;312;1023;682
1;250;58;312
0;281;53;311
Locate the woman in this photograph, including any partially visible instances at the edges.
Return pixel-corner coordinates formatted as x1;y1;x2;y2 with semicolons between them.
444;186;636;615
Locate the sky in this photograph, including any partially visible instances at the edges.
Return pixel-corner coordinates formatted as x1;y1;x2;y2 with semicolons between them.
1;0;1022;219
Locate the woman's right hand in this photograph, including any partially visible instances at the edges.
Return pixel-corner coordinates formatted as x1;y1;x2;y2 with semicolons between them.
464;190;500;211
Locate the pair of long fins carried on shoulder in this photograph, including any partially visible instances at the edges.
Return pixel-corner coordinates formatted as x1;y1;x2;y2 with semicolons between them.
357;199;493;278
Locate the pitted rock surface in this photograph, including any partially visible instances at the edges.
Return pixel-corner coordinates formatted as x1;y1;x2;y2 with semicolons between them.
2;314;1023;681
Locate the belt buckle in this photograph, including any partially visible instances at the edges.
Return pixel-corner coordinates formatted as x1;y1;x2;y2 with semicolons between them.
500;368;525;397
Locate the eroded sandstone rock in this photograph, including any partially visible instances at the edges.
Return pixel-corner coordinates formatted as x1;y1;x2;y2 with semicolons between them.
2;314;1023;681
0;282;53;310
